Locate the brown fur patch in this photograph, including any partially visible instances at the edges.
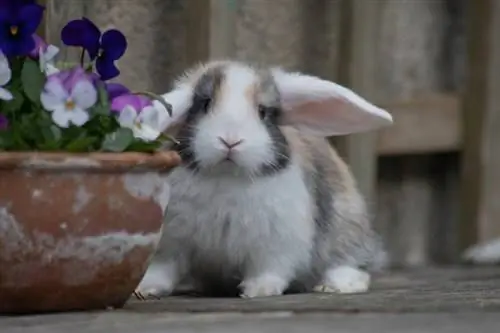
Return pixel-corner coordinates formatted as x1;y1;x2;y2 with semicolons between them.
245;82;258;109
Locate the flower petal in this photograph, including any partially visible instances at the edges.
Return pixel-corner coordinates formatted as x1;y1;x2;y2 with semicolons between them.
17;35;37;57
137;106;160;129
110;94;140;113
69;108;90;126
41;79;67;111
51;107;72;128
71;79;97;110
44;44;60;61
133;125;160;142
0;114;8;129
0;41;13;58
118;105;138;128
61;18;100;59
61;19;87;46
19;4;44;35
106;82;130;100
44;63;60;75
101;29;127;60
29;34;46;59
0;87;13;101
0;54;11;86
95;57;119;81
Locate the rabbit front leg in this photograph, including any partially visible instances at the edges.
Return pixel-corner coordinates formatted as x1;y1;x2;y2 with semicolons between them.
239;235;312;298
135;239;189;298
313;265;370;294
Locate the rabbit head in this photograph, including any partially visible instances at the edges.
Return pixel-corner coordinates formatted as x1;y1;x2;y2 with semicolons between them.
155;61;392;176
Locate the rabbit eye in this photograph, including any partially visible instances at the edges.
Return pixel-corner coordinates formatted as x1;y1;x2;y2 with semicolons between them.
194;95;212;113
201;97;212;112
258;105;280;122
258;105;267;119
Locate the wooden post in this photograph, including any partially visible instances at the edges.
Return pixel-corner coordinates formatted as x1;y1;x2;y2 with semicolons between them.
186;0;237;65
336;0;382;204
37;0;47;39
43;0;87;63
459;0;500;250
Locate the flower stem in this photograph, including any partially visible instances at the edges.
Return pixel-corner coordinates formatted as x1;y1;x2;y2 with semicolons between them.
159;132;180;145
132;91;172;117
79;48;85;67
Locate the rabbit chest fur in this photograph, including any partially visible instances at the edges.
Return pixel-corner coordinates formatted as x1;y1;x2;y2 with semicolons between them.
159;160;316;294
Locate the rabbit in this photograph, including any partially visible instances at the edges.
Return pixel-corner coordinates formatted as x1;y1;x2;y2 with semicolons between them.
136;60;393;298
463;238;500;265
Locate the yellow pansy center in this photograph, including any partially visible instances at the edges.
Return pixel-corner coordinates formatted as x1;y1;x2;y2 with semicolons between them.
134;119;143;129
10;26;18;36
65;99;76;111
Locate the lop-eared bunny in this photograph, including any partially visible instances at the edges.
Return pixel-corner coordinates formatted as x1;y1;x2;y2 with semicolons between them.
137;60;393;298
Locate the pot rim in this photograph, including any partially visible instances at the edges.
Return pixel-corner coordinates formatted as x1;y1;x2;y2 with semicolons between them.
0;151;181;172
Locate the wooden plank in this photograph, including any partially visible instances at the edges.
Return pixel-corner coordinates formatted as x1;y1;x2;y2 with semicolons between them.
377;94;461;155
459;0;500;250
335;0;382;202
3;267;500;333
37;0;47;39
44;0;87;63
186;0;237;65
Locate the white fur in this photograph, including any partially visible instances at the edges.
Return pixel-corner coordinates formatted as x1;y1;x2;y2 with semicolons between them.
155;163;315;297
271;68;393;136
193;65;276;174
463;238;500;264
313;266;370;294
137;61;391;298
136;261;178;296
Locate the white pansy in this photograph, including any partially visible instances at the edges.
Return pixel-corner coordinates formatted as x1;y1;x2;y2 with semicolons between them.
39;44;60;75
40;79;97;128
0;51;13;101
118;105;162;141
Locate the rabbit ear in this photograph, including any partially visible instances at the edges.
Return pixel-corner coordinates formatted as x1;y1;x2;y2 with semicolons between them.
271;69;393;137
153;85;193;131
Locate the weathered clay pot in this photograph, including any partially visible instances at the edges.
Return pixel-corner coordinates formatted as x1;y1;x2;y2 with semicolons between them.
0;151;181;314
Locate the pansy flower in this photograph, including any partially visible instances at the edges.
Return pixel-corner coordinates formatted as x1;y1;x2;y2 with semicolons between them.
40;67;97;128
111;94;162;141
0;50;13;101
0;3;44;57
29;34;60;75
0;114;8;130
61;17;127;81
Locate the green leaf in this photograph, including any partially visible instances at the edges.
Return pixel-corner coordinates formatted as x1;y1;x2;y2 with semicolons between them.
21;59;46;104
38;124;62;150
125;139;162;153
64;131;99;152
101;127;134;152
2;90;25;113
89;82;111;116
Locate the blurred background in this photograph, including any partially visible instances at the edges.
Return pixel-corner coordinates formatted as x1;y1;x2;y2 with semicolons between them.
40;0;499;268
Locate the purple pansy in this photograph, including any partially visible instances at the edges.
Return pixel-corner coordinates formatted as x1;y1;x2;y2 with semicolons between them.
110;93;152;114
61;17;127;81
40;67;98;128
29;34;57;59
0;3;44;57
0;114;8;130
29;34;59;74
109;92;161;141
105;82;130;101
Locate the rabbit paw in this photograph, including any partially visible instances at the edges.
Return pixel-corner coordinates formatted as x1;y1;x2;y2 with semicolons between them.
240;274;288;298
314;266;370;294
134;263;177;299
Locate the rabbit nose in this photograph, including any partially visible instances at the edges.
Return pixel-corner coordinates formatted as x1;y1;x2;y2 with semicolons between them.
218;137;244;149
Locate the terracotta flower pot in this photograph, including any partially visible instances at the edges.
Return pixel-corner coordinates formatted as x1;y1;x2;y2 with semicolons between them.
0;151;181;314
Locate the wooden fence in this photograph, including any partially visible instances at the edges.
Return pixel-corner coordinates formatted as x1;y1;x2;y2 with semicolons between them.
40;0;500;267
